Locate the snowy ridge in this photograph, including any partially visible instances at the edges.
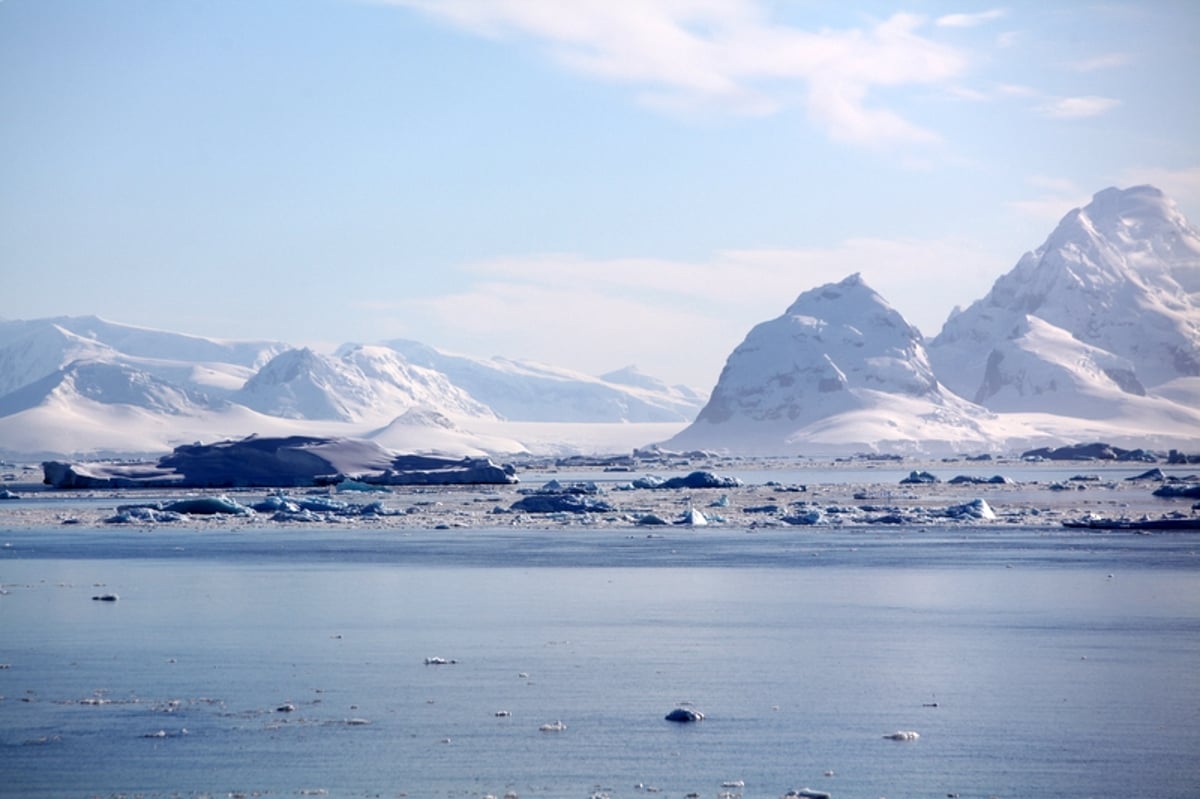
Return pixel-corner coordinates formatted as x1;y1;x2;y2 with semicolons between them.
384;340;705;423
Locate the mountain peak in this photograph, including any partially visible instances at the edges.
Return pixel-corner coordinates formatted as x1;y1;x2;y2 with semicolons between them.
930;184;1200;401
706;274;937;414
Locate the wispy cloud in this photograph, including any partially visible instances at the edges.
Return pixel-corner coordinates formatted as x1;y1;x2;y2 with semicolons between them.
379;1;969;148
1007;177;1090;225
1067;52;1132;72
1037;95;1120;119
936;8;1007;28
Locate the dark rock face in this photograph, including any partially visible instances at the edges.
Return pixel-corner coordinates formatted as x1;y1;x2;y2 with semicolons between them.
43;435;518;489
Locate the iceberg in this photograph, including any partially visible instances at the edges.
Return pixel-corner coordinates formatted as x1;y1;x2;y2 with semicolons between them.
43;435;517;489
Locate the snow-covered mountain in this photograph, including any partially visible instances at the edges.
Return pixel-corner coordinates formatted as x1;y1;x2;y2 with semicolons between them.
0;315;695;457
6;185;1199;459
0;316;283;398
929;185;1200;407
235;346;496;423
384;340;705;423
665;274;1001;455
663;187;1200;456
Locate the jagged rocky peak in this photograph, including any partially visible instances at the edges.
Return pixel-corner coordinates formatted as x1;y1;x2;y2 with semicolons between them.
930;185;1200;399
695;273;939;427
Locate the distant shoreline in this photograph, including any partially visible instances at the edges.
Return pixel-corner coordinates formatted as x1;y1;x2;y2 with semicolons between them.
3;459;1197;533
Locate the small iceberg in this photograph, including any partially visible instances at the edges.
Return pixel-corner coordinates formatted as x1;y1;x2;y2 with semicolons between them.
944;498;996;520
664;707;704;722
163;496;251;516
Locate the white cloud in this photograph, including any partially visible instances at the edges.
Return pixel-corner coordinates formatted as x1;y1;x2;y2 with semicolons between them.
936;9;1007;28
381;0;968;148
372;240;1008;386
1037;95;1120;119
1067;52;1132;72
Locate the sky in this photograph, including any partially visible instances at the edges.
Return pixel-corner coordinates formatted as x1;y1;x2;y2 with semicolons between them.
2;0;1198;389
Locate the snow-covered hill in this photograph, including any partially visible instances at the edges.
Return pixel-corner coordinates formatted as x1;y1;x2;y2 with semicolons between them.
234;346;497;424
384;339;705;423
929;185;1200;405
0;315;693;458
0;317;281;399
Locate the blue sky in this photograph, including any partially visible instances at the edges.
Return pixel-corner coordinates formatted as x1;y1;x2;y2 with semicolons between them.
3;0;1198;388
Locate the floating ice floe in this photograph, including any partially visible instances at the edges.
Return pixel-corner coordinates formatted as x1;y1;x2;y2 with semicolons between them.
947;474;1014;485
511;482;616;514
104;506;184;524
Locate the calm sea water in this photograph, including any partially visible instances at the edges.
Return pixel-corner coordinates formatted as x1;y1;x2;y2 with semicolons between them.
2;523;1199;798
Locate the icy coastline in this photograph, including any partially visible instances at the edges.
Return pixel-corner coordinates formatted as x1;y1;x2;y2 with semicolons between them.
6;455;1199;533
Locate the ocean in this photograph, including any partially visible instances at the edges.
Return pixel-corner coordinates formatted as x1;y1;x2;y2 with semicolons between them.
2;522;1199;798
